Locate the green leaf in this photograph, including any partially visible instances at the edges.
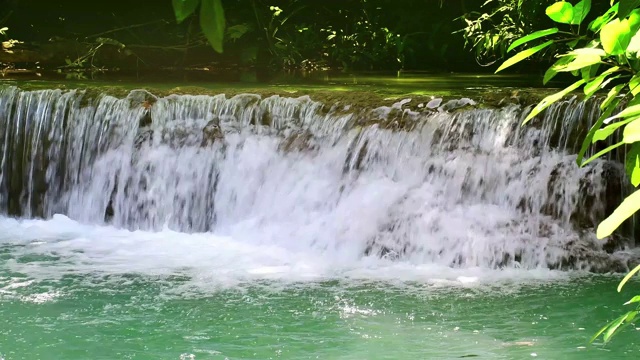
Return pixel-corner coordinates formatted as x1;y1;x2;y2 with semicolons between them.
566;48;607;56
619;264;640;291
584;67;620;97
627;31;640;53
619;0;640;19
625;295;640;305
590;4;619;33
508;28;559;52
603;313;630;343
601;18;632;55
547;2;575;24
607;103;640;122
557;53;602;72
581;141;625;167
572;0;592;25
625;143;640;186
629;9;640;32
601;84;625;111
593;118;635;142
597;189;640;238
172;0;200;24
200;0;226;53
577;98;621;166
544;56;575;84
523;79;586;124
495;41;554;73
623;118;640;143
630;75;640;96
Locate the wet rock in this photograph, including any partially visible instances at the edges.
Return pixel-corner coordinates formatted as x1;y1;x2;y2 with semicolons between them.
278;130;316;153
426;98;443;109
202;118;224;146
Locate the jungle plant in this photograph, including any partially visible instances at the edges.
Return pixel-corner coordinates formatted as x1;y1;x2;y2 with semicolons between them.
495;0;640;343
172;0;226;53
458;0;554;66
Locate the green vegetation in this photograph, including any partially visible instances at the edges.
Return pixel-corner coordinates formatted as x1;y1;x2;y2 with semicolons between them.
494;0;640;343
172;0;225;53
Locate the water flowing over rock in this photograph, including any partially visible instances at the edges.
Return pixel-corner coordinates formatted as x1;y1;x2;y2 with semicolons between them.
0;86;636;272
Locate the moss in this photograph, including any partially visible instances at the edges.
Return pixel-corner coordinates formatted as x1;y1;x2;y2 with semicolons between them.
4;81;564;132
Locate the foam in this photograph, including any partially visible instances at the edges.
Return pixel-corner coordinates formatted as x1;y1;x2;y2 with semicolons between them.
0;215;569;293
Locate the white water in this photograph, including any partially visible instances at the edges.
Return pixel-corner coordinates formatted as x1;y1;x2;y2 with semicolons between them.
0;215;567;292
0;86;629;275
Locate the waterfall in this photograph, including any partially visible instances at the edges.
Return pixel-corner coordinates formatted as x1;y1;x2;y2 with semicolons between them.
0;86;632;271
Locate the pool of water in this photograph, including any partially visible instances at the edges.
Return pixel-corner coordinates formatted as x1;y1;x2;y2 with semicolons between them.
0;216;638;360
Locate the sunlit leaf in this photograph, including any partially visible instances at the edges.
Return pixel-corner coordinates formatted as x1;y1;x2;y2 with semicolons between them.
603;313;631;343
172;0;200;23
619;0;640;19
523;79;586;124
200;0;225;53
496;41;554;73
508;28;559;52
625;143;640;186
584;67;620;97
623;118;640;143
605;104;640;123
628;31;640;53
601;84;625;111
567;48;607;56
593;117;636;142
597;189;640;238
557;53;602;72
601;18;632;55
619;264;640;291
572;0;592;24
577;98;620;166
581;141;625;167
544;55;575;84
629;9;640;32
547;1;575;24
589;4;619;32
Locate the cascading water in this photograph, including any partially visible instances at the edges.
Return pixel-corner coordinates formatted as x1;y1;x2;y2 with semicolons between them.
0;85;633;272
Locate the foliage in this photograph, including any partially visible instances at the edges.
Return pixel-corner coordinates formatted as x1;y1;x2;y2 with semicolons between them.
495;0;640;344
458;0;554;66
172;0;226;53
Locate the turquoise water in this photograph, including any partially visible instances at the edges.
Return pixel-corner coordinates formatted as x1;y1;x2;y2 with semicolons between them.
0;217;639;360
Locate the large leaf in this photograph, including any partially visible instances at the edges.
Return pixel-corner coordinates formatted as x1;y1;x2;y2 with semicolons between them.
495;41;554;73
605;103;640;122
623;117;640;143
629;9;640;32
557;53;602;72
572;0;592;25
547;2;575;24
597;188;640;238
584;66;621;97
619;0;640;19
508;28;559;52
200;0;226;53
172;0;200;24
523;79;586;124
593;117;637;142
625;143;640;186
601;84;625;111
577;98;621;166
544;55;575;84
581;141;625;167
601;18;632;55
627;31;640;53
590;4;619;33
